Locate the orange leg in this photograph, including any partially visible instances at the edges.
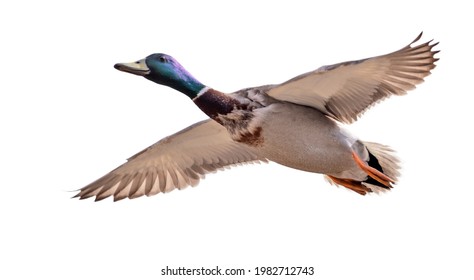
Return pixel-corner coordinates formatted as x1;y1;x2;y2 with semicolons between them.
351;151;395;187
326;175;372;195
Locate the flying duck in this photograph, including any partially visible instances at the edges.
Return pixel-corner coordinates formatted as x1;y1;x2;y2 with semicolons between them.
75;33;438;201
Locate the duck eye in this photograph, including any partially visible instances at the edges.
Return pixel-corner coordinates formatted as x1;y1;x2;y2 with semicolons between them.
159;56;167;63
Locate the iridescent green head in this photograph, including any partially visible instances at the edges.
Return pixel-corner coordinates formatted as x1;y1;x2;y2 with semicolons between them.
114;53;205;99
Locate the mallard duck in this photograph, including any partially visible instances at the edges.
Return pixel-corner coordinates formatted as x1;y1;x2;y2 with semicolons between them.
75;33;438;201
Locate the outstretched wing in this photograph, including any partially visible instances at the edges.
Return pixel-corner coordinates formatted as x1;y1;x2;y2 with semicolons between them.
75;119;265;201
267;33;439;123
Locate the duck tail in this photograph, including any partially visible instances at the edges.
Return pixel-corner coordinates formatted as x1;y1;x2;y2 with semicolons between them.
360;141;401;193
363;142;400;180
325;142;400;195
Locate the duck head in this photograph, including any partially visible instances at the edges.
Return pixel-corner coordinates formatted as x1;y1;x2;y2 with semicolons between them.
114;53;205;99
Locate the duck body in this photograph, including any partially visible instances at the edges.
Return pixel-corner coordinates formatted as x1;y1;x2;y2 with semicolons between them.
209;89;359;176
249;102;361;177
76;33;438;201
196;86;379;192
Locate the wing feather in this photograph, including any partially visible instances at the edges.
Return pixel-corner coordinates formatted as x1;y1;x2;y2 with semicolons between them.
267;33;439;123
74;119;265;201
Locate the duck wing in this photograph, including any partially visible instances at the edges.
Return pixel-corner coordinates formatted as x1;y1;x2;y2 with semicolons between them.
267;33;439;123
74;119;265;201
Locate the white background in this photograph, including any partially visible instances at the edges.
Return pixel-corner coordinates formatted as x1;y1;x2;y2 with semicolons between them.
1;1;472;279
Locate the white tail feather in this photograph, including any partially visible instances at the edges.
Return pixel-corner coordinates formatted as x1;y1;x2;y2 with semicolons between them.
362;141;401;192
